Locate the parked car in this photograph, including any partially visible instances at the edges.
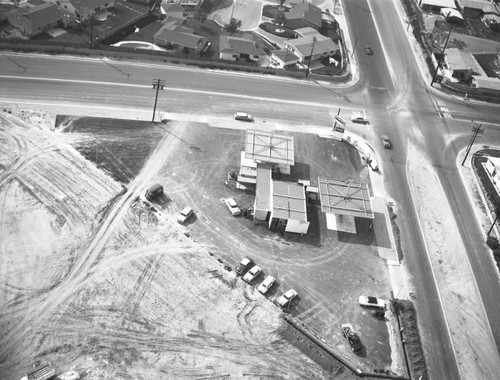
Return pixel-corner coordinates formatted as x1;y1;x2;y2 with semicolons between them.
276;289;297;308
351;112;368;124
225;198;241;216
341;323;363;353
243;265;261;283
177;207;194;224
257;275;276;295
235;257;253;275
359;295;385;309
365;45;373;55
145;183;163;200
234;112;254;122
381;135;392;149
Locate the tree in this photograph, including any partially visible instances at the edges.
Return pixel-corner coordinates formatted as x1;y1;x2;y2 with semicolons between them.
194;7;208;23
274;11;286;25
224;18;242;34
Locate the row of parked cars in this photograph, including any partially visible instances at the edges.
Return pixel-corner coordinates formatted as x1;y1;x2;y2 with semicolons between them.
235;257;298;308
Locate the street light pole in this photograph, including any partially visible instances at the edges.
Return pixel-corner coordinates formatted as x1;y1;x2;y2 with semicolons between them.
151;78;165;123
431;24;453;86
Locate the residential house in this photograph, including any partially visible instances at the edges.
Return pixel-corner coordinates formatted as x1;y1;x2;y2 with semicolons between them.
6;2;64;37
161;2;184;18
46;0;115;21
457;0;499;18
162;0;200;9
472;76;500;96
219;35;263;62
153;16;208;53
445;48;485;81
284;30;339;63
284;2;322;31
270;48;299;69
420;0;456;12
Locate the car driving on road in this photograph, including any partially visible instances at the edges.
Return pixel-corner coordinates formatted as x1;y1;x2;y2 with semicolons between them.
234;112;254;122
351;112;368;124
365;45;373;55
382;135;392;149
243;265;261;283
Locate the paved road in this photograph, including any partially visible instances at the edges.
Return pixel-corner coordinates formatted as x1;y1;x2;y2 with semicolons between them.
1;1;500;377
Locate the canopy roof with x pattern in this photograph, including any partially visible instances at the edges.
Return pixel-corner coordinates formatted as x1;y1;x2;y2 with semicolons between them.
318;177;374;219
244;129;294;166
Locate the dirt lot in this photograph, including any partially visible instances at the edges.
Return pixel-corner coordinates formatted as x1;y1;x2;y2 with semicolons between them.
0;108;404;379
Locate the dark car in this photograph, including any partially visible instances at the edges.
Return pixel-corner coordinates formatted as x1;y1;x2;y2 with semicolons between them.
382;135;392;149
235;257;253;275
342;324;363;353
364;45;373;55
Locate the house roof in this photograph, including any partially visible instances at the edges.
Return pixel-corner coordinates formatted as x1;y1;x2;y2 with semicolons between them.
154;25;207;49
295;26;318;37
318;177;373;219
245;129;294;166
286;2;322;28
445;48;484;74
286;33;339;57
272;48;299;64
70;0;113;14
457;0;497;12
7;3;64;31
255;165;272;211
272;181;307;221
421;0;456;8
219;35;262;56
441;7;464;20
162;3;184;14
473;76;500;90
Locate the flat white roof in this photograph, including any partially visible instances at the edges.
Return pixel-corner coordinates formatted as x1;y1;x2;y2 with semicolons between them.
421;0;456;8
273;181;307;221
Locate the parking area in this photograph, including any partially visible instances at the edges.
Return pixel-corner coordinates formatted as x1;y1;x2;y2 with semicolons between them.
145;121;400;373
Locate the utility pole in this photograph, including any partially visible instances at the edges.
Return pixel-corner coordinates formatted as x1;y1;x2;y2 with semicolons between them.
431;25;453;86
332;108;341;131
151;78;165;123
461;123;484;166
488;213;499;236
305;36;317;78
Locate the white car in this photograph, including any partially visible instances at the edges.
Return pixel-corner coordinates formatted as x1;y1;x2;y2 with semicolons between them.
257;275;276;294
243;265;261;283
358;295;385;309
225;198;241;216
276;289;297;308
351;112;368;124
177;207;193;224
234;112;254;122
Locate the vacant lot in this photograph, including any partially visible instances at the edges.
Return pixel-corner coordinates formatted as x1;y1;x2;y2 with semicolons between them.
0;110;404;378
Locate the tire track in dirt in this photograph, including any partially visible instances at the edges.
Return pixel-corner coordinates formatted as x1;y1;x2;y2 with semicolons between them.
0;121;187;362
